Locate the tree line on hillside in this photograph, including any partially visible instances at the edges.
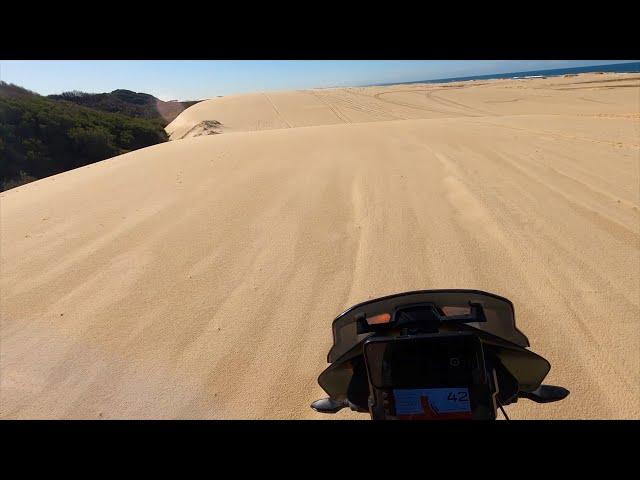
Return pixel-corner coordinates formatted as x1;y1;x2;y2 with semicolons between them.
0;82;200;191
48;89;200;122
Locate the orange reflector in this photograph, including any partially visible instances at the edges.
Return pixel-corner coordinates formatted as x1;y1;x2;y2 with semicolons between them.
367;313;392;325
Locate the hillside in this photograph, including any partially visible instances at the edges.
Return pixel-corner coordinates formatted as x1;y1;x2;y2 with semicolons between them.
49;89;200;124
0;82;176;190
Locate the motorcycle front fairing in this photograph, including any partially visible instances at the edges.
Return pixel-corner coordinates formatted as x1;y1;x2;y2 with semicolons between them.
317;290;551;409
328;289;530;363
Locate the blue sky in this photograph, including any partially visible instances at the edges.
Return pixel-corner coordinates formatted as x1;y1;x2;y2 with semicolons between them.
0;60;636;101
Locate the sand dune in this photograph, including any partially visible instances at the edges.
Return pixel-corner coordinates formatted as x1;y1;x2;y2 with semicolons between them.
166;73;639;139
1;73;639;419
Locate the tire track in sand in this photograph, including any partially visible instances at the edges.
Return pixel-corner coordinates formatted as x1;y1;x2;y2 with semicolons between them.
374;90;469;117
309;90;351;123
263;92;292;128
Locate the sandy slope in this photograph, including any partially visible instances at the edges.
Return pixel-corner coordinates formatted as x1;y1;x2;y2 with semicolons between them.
166;73;639;139
1;73;639;419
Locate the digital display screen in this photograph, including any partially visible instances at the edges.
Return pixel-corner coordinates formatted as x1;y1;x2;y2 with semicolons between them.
364;334;495;419
393;387;471;415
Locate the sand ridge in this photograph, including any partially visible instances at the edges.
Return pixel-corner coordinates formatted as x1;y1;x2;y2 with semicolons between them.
166;73;640;139
1;73;639;419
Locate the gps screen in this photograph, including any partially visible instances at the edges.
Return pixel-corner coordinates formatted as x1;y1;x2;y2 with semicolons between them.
364;334;481;389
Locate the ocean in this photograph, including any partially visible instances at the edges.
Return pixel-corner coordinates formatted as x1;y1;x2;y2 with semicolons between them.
372;62;640;87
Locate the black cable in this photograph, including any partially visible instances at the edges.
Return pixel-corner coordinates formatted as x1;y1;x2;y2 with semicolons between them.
497;400;510;421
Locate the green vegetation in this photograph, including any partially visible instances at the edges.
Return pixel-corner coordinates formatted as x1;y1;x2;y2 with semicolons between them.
0;82;200;191
49;89;199;123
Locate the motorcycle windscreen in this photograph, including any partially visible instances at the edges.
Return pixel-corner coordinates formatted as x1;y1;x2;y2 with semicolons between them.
328;290;529;363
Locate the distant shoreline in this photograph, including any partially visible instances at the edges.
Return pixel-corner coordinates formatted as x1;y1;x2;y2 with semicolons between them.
366;61;640;88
